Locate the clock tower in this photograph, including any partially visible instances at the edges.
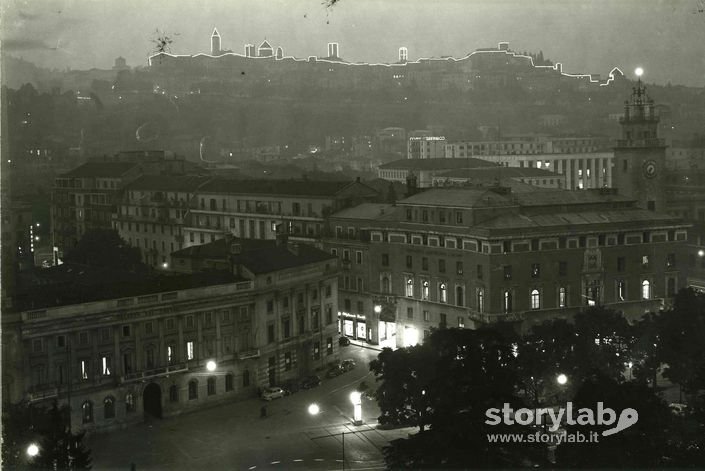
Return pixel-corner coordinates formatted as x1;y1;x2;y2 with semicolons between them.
612;73;666;212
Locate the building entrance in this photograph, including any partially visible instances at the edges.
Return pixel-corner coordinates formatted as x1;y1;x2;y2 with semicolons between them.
143;383;162;419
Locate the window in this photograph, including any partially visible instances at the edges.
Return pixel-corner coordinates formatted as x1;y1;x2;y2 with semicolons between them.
531;289;540;309
343;249;350;261
266;300;274;314
458;316;465;328
101;328;111;342
559;287;567;307
104;396;115;419
455;211;463;224
477;288;485;313
439;283;448;303
422;280;429;300
331;248;338;256
204;312;213;327
327;337;333;355
167;345;175;365
476;264;483;279
169;385;179;402
80;359;89;380
503;290;513;313
186;341;195;360
438;259;446;273
125;393;135;412
283;318;291;339
642;280;651;299
617;280;626;301
666;253;676;268
101;356;112;376
188;380;198;400
559;261;567;276
82;401;93;424
407;307;414;319
207;377;216;396
423;310;430;322
267;324;275;343
405;277;414;297
32;339;43;353
243;370;250;387
531;263;540;278
382;276;390;294
667;277;676;296
617;257;626;272
57;335;66;348
439;313;447;328
642;255;649;268
504;265;512;280
456;286;464;306
225;374;234;392
145;322;153;335
421;257;429;271
145;346;155;368
356;251;363;264
381;254;389;266
406;255;413;269
313;341;321;360
166;318;175;331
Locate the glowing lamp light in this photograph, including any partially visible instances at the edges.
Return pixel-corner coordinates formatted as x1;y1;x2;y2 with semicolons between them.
308;403;320;415
556;374;568;386
403;326;419;347
698;249;704;257
373;305;382;314
206;360;217;372
162;262;169;269
26;443;39;457
635;67;644;78
350;391;362;404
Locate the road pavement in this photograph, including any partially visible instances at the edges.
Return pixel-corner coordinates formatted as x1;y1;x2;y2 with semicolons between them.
86;343;410;471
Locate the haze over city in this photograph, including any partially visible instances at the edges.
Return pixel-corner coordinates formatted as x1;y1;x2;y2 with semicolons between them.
2;0;705;86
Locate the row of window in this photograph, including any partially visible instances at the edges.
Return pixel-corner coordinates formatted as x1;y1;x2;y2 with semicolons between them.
265;309;334;343
80;374;241;424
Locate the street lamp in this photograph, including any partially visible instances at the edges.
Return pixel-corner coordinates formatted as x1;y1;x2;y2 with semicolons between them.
350;391;363;425
698;249;704;257
206;360;217;372
635;67;644;78
556;373;568;386
373;305;382;314
26;443;39;458
308;403;320;415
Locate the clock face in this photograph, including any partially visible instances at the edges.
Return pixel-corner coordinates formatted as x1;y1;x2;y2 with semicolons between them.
643;160;657;179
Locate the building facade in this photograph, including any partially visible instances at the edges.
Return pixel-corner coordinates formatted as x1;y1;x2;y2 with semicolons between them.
323;187;690;348
3;239;339;432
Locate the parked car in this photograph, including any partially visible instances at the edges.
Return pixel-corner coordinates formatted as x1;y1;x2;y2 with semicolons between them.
341;359;356;371
326;365;345;378
339;336;351;346
262;387;285;401
300;375;321;389
669;403;687;416
281;379;300;395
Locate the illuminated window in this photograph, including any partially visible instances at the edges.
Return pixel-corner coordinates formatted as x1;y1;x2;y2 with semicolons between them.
477;288;485;313
422;280;429;300
617;280;626;301
530;289;540;310
503;290;513;313
186;341;195;360
642;280;651;299
82;401;93;424
101;356;112;376
405;277;414;297
439;283;448;303
125;393;135;412
80;360;89;380
103;396;115;419
559;287;567;307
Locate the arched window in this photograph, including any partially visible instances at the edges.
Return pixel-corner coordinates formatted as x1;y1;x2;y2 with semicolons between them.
169;385;178;402
477;288;484;313
243;370;250;387
104;396;115;419
439;283;447;303
207;377;216;396
82;401;93;424
125;393;135;413
422;280;429;300
530;289;540;310
381;277;390;294
559;287;567;308
188;380;198;400
405;277;414;297
225;373;234;392
456;286;464;307
503;290;513;313
642;280;651;299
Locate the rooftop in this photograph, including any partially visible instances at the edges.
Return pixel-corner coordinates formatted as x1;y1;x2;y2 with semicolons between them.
435;167;559;179
59;162;137;179
379;158;497;171
398;188;514;209
477;209;683;231
123;175;211;192
199;178;365;197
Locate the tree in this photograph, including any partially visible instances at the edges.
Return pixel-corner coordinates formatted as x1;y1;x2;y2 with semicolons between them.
2;401;92;470
372;328;546;468
556;373;672;468
63;229;144;272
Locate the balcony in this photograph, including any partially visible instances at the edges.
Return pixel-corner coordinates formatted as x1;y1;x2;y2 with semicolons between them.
26;385;59;403
120;362;188;383
238;349;260;360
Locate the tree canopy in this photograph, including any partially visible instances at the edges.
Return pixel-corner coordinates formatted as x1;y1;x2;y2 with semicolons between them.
63;229;145;272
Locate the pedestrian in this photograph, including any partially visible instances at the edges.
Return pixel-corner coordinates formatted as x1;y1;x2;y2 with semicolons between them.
260;405;267;418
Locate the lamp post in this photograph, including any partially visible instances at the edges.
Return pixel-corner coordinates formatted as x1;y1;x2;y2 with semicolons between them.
26;443;39;458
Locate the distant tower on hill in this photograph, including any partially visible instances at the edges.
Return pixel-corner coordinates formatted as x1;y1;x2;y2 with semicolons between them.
245;44;255;58
399;47;408;62
276;47;283;60
258;40;273;57
211;28;221;56
612;70;666;212
327;42;339;58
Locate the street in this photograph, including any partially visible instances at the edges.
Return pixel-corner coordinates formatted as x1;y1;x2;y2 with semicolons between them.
86;343;410;470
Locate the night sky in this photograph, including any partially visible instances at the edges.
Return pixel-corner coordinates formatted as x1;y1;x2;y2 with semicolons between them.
1;0;704;86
